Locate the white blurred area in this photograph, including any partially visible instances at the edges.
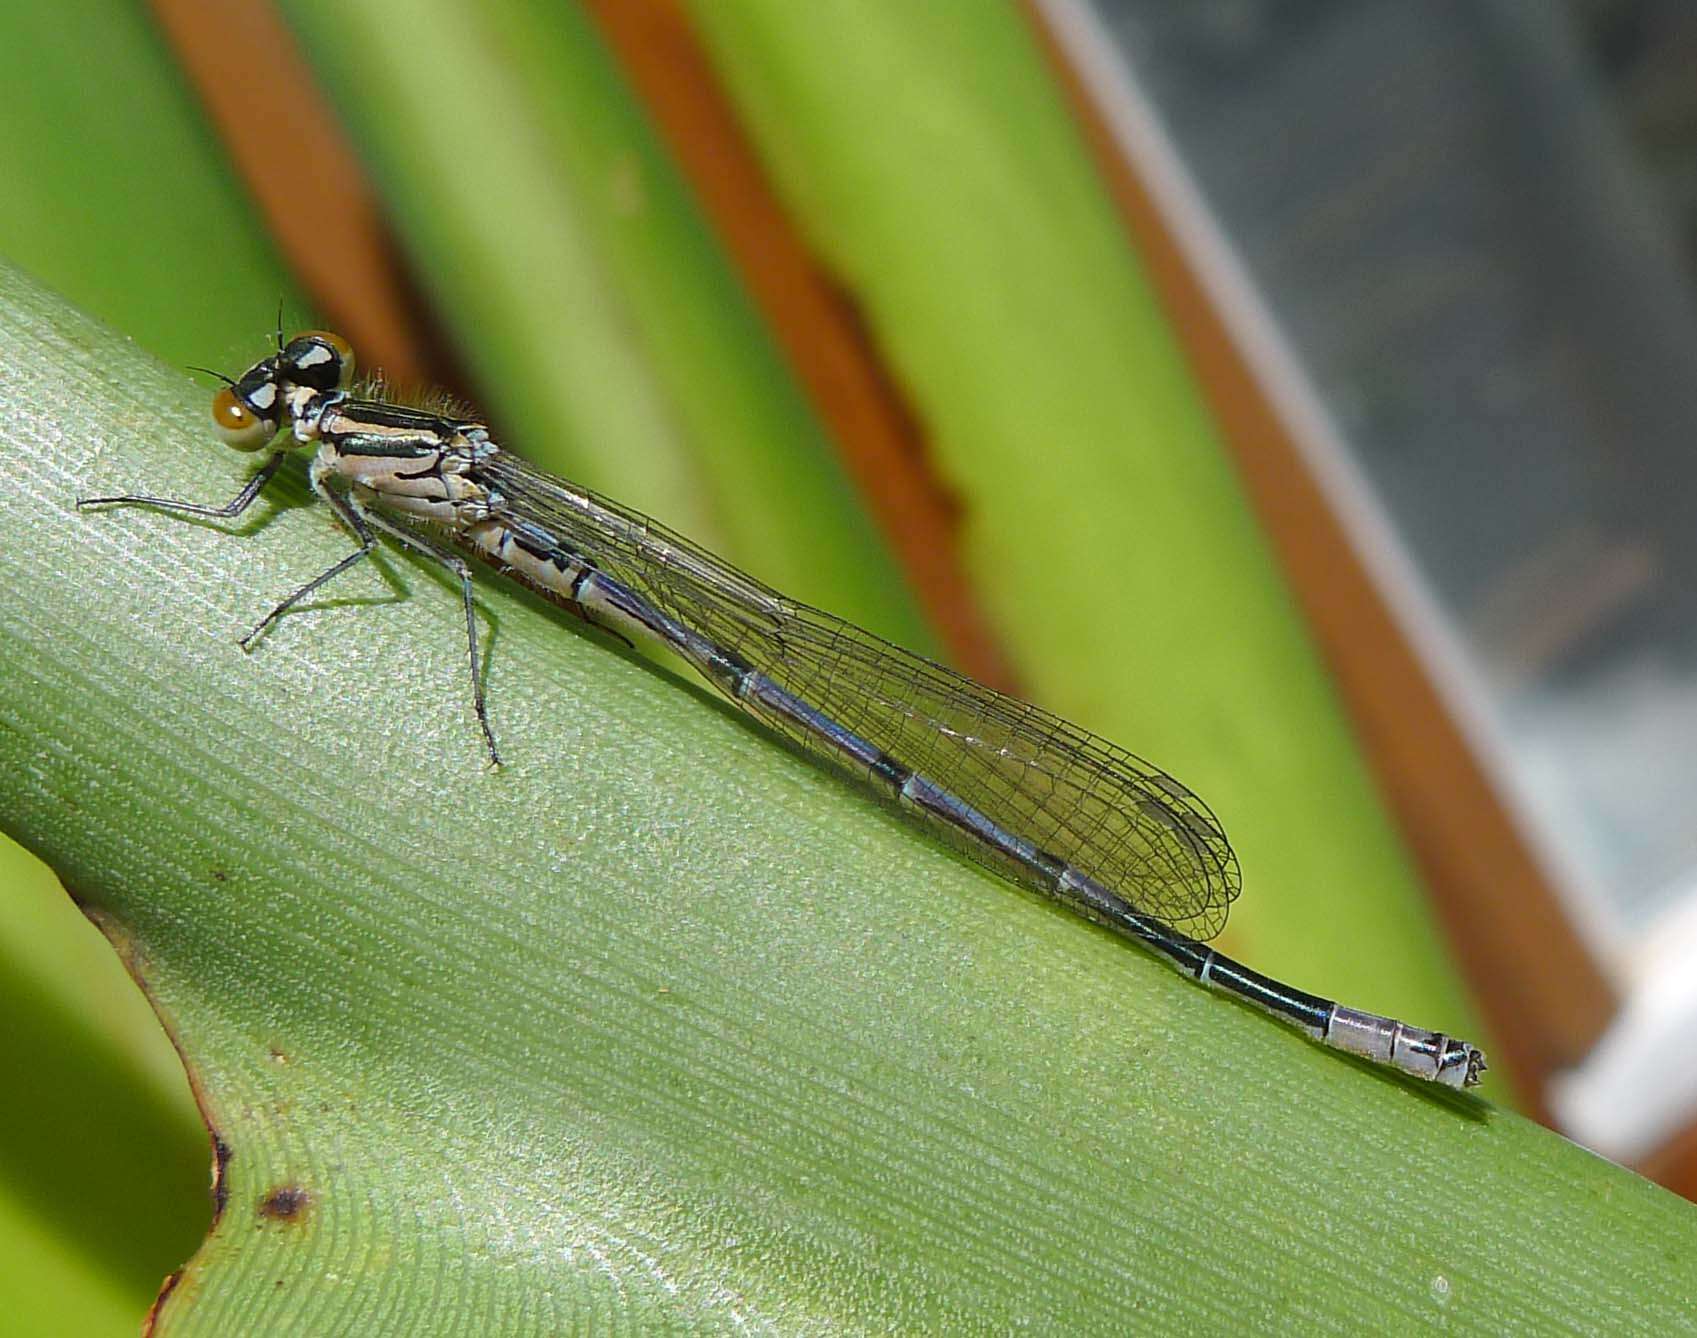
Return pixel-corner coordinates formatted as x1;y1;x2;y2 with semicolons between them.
1044;0;1697;1162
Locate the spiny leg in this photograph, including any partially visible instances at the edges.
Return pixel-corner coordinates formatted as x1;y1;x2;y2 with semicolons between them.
215;463;501;766
77;451;287;519
359;508;502;769
238;463;378;651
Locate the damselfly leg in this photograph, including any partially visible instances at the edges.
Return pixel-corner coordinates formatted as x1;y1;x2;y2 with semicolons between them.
77;451;287;520
79;444;501;768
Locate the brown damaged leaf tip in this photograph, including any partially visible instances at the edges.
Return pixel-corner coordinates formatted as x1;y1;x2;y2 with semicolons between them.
142;1269;184;1337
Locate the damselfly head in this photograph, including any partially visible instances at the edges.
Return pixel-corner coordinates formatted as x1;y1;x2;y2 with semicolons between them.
210;356;285;451
208;331;358;452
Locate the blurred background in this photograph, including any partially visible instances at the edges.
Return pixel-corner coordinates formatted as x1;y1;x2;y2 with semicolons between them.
1;0;1694;1328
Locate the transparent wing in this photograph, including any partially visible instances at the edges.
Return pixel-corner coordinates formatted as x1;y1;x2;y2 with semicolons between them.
479;453;1241;939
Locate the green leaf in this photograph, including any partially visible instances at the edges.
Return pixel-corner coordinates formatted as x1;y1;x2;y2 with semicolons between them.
0;839;205;1337
4;259;1694;1331
0;3;299;1328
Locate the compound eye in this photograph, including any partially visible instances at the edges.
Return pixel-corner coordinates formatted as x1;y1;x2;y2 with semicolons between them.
287;330;356;390
211;387;276;450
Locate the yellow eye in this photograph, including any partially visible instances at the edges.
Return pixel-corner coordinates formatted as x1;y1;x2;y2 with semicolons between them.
289;330;356;389
211;387;275;450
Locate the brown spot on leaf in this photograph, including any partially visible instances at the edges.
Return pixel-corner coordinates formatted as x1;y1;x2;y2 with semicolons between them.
211;1135;232;1217
258;1186;310;1222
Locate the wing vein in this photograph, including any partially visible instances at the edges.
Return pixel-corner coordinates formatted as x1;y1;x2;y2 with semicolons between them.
475;452;1241;938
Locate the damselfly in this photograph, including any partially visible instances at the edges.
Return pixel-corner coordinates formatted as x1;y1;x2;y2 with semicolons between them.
79;330;1485;1088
